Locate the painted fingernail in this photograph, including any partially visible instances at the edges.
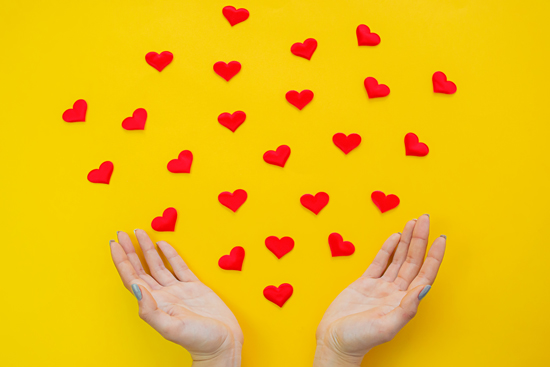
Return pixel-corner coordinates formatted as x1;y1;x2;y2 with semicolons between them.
109;240;115;246
440;235;447;239
134;229;138;234
397;232;402;235
423;214;430;218
131;284;142;301
418;285;431;300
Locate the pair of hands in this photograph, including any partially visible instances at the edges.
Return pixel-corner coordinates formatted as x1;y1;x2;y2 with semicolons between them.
109;214;446;367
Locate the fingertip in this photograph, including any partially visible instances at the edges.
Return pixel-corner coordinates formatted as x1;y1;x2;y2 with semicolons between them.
418;285;432;301
131;283;143;301
440;234;447;240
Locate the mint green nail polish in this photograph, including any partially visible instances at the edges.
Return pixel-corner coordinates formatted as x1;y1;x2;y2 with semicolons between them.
397;232;402;235
440;234;447;239
419;285;431;300
131;284;142;301
423;214;430;218
109;240;115;246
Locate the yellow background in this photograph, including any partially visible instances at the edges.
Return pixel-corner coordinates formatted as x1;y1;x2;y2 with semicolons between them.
1;0;549;366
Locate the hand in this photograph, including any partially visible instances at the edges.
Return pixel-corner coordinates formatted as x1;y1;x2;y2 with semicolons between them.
110;229;243;367
314;215;446;367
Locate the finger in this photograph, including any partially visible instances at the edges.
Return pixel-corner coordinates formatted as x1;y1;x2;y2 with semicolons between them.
109;240;150;291
394;214;430;290
362;233;401;278
382;219;417;281
117;231;161;289
131;284;176;341
157;241;199;282
134;229;178;286
383;284;429;335
408;235;446;290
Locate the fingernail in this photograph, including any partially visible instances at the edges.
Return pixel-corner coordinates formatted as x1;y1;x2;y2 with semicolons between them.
423;214;430;218
418;285;431;300
134;229;138;234
131;284;142;301
397;232;402;235
109;240;115;246
440;234;447;239
412;218;417;221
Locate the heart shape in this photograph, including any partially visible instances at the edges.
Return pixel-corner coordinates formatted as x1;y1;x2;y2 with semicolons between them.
122;108;147;130
291;38;318;60
145;51;173;72
214;61;241;81
222;6;249;26
286;89;314;110
265;236;294;259
87;161;113;184
167;150;193;173
218;111;246;132
263;145;291;167
432;71;457;94
333;133;361;154
218;246;245;271
263;283;293;307
364;77;390;98
371;191;400;213
300;192;329;215
404;133;429;157
356;24;381;46
218;189;248;212
63;99;87;122
151;207;177;231
328;233;355;257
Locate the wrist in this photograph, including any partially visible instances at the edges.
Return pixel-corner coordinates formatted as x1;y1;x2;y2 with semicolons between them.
191;342;242;367
313;341;365;367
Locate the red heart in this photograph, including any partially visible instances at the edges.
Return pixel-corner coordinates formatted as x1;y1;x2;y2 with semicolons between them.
151;207;177;232
333;133;361;154
263;145;291;167
218;246;245;271
263;283;293;307
328;233;355;257
265;236;294;259
364;77;390;98
300;192;329;215
214;61;241;81
87;161;113;184
122;108;147;130
145;51;173;72
286;89;314;110
404;133;429;157
356;24;381;46
167;150;193;173
218;111;246;132
291;38;318;60
63;99;87;122
432;71;457;94
218;189;248;212
222;6;249;26
371;191;400;213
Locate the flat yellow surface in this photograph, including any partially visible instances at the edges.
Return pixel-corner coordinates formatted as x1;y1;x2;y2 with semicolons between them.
1;1;549;366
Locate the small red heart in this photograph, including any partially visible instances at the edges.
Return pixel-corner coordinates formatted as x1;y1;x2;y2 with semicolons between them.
222;6;249;26
432;71;457;94
265;236;294;259
122;108;147;130
145;51;173;72
218;111;246;132
263;283;293;307
63;99;87;122
404;133;429;157
333;133;361;154
364;77;390;98
263;145;291;167
328;233;355;257
151;207;177;232
291;38;318;60
167;150;193;173
371;191;400;213
218;189;248;212
218;246;245;271
214;61;241;81
300;192;329;215
286;89;314;110
356;24;381;46
87;161;113;184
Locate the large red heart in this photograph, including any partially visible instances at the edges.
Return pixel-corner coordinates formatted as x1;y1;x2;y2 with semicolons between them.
432;71;457;94
218;111;246;132
328;233;355;257
218;189;248;212
371;191;400;213
333;133;361;154
263;145;291;167
63;99;87;122
151;207;177;231
122;108;147;130
263;283;293;307
222;6;249;26
364;77;390;98
286;89;314;110
356;24;381;46
291;38;318;60
300;192;329;215
404;133;429;157
145;51;173;72
167;150;193;173
214;61;241;81
87;161;113;184
265;236;294;259
218;246;245;271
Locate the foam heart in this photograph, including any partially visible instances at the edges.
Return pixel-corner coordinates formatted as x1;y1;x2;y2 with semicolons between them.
145;51;173;72
286;89;314;110
364;77;390;98
432;71;457;94
265;236;294;259
151;207;177;231
87;161;113;184
333;133;361;154
263;283;293;307
218;246;245;271
371;191;400;213
63;99;87;122
167;150;193;173
218;111;246;132
222;6;249;26
404;133;429;157
263;145;291;167
291;38;318;60
300;192;329;215
214;61;241;81
328;233;355;257
218;189;248;212
356;24;381;46
122;108;147;130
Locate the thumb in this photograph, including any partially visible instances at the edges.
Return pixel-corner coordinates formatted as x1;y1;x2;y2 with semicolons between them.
385;285;431;332
131;284;173;336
